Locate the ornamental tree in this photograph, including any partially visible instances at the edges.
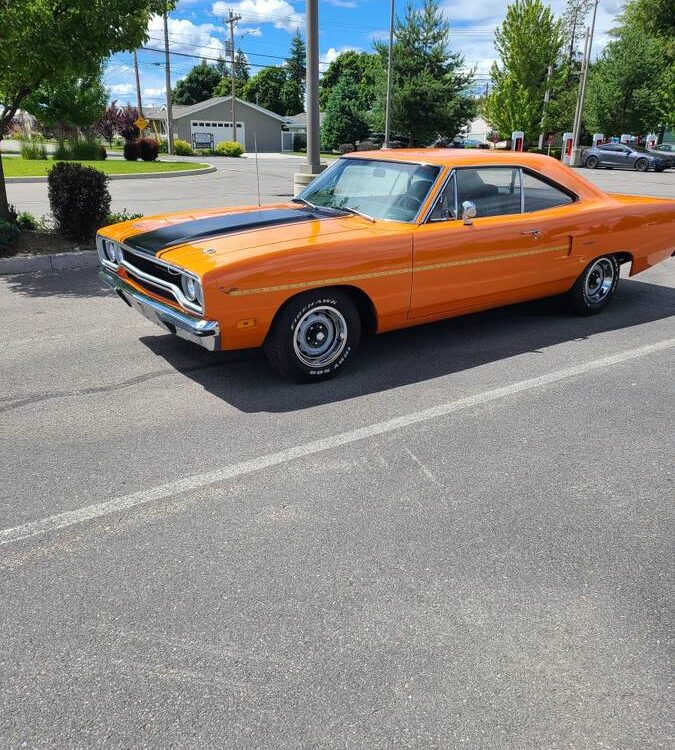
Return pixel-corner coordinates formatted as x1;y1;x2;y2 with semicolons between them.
172;61;223;105
0;0;172;219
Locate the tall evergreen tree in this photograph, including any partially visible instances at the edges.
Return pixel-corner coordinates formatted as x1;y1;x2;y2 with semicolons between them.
371;0;475;146
213;50;250;97
286;30;306;99
483;0;565;141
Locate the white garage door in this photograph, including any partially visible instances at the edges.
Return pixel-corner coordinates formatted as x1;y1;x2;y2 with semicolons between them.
190;120;245;148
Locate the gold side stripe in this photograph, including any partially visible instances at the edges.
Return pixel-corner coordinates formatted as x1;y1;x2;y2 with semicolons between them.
226;243;570;297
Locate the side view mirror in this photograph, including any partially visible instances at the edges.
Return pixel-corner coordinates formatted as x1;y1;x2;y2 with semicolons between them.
462;200;477;225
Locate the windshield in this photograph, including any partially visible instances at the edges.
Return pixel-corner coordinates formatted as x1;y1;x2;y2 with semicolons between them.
296;158;441;222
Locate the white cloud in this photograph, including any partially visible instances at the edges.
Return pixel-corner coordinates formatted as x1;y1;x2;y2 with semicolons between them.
143;87;166;97
147;15;226;62
325;0;357;7
212;0;304;34
108;83;135;96
321;46;360;65
239;25;263;37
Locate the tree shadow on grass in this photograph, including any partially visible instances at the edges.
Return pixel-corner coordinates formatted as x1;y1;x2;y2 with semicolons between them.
138;277;675;414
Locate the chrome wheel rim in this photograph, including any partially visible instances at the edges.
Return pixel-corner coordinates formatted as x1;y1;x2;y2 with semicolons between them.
585;258;614;303
293;306;347;367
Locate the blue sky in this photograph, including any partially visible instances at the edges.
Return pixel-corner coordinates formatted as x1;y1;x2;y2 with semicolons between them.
104;0;622;109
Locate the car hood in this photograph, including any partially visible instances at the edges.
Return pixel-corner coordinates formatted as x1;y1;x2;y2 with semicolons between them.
111;204;367;271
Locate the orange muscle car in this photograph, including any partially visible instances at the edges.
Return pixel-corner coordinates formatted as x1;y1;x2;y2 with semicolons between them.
97;149;675;381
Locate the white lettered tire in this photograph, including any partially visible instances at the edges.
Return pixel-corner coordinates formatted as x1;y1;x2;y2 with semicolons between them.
264;289;361;382
569;255;619;315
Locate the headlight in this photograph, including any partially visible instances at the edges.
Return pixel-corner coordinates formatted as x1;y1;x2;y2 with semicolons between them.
181;274;202;304
114;244;124;264
104;240;117;263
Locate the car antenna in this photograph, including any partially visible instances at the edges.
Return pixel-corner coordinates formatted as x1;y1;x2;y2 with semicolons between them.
254;131;261;206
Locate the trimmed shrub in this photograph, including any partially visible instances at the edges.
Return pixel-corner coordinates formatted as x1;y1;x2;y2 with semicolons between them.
70;139;101;161
16;211;39;231
0;220;21;248
293;133;307;152
356;140;376;151
105;209;144;224
48;162;111;241
173;139;193;156
123;140;140;161
338;143;355;154
97;144;108;161
215;140;244;157
158;139;168;154
54;139;72;160
19;135;47;160
139;137;159;162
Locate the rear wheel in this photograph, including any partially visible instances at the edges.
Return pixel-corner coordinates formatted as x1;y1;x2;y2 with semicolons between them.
264;289;361;382
568;255;619;315
635;158;649;172
585;155;599;169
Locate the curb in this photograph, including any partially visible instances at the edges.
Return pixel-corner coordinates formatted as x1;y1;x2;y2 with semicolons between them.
4;164;217;184
0;249;98;275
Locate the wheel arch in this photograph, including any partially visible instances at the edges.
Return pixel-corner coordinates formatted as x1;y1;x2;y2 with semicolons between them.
266;284;379;340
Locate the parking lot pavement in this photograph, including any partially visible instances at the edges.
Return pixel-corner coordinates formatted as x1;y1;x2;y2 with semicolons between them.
0;256;673;748
6;154;675;218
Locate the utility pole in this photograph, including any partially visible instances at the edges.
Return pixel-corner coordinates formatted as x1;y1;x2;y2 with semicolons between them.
133;50;144;118
305;0;320;174
226;9;242;145
570;0;599;165
538;65;553;150
163;8;175;155
383;0;395;148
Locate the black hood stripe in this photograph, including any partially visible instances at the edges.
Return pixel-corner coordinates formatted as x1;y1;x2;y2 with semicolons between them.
122;207;329;256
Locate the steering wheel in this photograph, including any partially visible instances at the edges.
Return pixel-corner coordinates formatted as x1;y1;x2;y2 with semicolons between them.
398;194;423;212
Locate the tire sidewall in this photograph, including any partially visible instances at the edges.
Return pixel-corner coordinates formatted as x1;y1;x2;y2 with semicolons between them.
586;156;598;169
574;255;619;313
635;158;649;172
268;291;361;381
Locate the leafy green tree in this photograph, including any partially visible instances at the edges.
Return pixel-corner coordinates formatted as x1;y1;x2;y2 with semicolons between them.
173;61;223;105
241;66;301;115
286;30;306;99
371;0;475;146
585;28;664;135
483;0;565;142
0;0;170;220
319;50;383;110
23;62;107;135
321;80;370;150
242;67;288;114
213;50;250;98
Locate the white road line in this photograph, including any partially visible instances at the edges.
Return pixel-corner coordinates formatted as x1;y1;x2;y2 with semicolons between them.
2;339;673;547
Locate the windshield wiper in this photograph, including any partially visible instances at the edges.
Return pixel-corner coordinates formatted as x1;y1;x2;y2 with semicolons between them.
334;204;376;223
291;196;320;210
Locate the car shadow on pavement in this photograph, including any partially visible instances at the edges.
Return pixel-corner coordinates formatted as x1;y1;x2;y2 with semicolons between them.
139;277;675;414
2;266;110;298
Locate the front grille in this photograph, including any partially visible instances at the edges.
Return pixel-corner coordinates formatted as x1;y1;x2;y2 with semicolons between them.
121;249;181;286
125;273;176;304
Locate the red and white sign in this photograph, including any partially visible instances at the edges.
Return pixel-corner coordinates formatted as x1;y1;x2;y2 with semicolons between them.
511;131;524;152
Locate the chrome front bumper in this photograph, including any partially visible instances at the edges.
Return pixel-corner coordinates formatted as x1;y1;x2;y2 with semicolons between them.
100;269;220;352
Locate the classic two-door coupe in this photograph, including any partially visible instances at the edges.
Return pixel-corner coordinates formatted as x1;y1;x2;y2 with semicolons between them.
98;150;675;381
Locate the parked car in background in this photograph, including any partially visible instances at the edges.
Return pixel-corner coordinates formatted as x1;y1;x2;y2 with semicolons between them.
582;143;672;171
651;143;675;157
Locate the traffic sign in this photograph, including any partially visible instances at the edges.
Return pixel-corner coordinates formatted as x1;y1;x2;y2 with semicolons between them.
134;116;148;132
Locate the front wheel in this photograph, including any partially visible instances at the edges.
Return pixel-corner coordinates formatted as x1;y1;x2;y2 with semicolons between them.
568;255;620;315
264;289;361;382
635;158;649;172
585;155;599;169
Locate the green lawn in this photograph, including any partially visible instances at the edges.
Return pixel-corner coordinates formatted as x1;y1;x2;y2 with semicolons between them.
2;158;209;177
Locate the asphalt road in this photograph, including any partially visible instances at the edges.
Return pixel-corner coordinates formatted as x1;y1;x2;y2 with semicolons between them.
6;153;675;220
1;232;674;747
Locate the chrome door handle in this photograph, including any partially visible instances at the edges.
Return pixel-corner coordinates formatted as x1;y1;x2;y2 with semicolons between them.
521;228;541;236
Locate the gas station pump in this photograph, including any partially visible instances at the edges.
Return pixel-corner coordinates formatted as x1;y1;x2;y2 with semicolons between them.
620;133;633;144
592;133;604;148
561;132;573;165
511;131;524;151
646;133;657;149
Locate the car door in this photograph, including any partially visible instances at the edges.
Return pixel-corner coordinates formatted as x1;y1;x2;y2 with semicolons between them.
409;166;577;319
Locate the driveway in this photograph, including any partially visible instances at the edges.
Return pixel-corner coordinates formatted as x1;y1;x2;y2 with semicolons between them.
6;154;675;219
1;243;673;747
